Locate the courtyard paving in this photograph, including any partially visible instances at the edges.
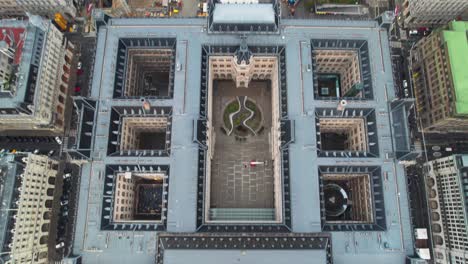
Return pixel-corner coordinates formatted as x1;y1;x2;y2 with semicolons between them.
210;80;275;209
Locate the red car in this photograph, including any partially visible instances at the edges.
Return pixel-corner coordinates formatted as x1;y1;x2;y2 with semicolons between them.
74;86;81;93
76;69;84;75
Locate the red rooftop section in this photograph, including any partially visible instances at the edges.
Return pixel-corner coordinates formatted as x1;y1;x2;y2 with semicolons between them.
0;27;26;65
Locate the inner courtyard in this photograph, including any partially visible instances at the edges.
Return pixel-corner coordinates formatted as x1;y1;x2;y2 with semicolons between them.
125;49;172;97
112;172;167;223
211;80;273;209
205;54;283;223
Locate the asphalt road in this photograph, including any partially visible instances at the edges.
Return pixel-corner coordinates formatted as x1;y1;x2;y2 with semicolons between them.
405;164;433;258
65;24;96;99
49;163;81;261
0;136;60;154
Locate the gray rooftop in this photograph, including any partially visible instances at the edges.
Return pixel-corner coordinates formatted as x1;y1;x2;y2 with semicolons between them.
212;4;276;24
163;249;327;264
72;15;414;264
0;19;37;109
0;154;22;256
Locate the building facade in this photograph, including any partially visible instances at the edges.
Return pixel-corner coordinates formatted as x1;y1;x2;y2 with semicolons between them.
0;16;74;133
410;21;468;132
113;173;136;221
0;0;76;18
314;49;361;97
0;154;59;264
403;0;468;27
424;155;468;264
0;42;15;92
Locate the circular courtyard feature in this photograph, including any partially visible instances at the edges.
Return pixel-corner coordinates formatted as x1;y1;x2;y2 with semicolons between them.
223;96;263;137
324;183;349;217
223;99;240;132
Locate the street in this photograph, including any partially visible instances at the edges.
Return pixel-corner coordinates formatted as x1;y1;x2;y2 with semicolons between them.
405;164;433;255
65;27;96;99
0;136;61;156
48;163;81;261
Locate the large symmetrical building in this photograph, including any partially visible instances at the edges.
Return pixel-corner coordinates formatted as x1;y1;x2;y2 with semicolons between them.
67;2;416;263
0;153;59;263
0;16;74;133
402;0;468;27
424;155;468;264
410;21;468;132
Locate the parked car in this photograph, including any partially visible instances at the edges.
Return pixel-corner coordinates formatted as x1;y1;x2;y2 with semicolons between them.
409;29;418;36
74;86;81;96
55;242;65;249
48;150;55;157
61;200;69;206
77;61;82;70
63;173;71;179
54;136;62;145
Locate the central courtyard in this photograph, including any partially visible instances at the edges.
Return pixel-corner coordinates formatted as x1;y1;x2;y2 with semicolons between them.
210;80;274;210
204;54;283;223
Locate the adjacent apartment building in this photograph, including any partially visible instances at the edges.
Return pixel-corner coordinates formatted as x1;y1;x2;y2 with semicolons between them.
0;0;76;19
0;153;59;264
403;0;468;27
0;16;74;133
410;21;468;132
424;155;468;264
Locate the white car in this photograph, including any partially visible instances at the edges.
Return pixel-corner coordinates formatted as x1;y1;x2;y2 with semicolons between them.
56;242;65;249
403;80;408;88
63;173;71;179
409;29;418;36
61;200;69;206
77;61;82;70
54;136;62;145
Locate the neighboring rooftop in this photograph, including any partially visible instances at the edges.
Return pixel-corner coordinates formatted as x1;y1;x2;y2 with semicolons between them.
0;154;22;254
212;4;275;24
0;26;25;64
0;18;41;109
442;20;468;114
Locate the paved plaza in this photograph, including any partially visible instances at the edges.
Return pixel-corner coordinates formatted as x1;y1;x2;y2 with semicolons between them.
210;80;274;209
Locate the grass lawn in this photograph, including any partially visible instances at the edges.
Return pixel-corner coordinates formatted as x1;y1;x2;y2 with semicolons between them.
245;100;262;130
223;100;240;131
